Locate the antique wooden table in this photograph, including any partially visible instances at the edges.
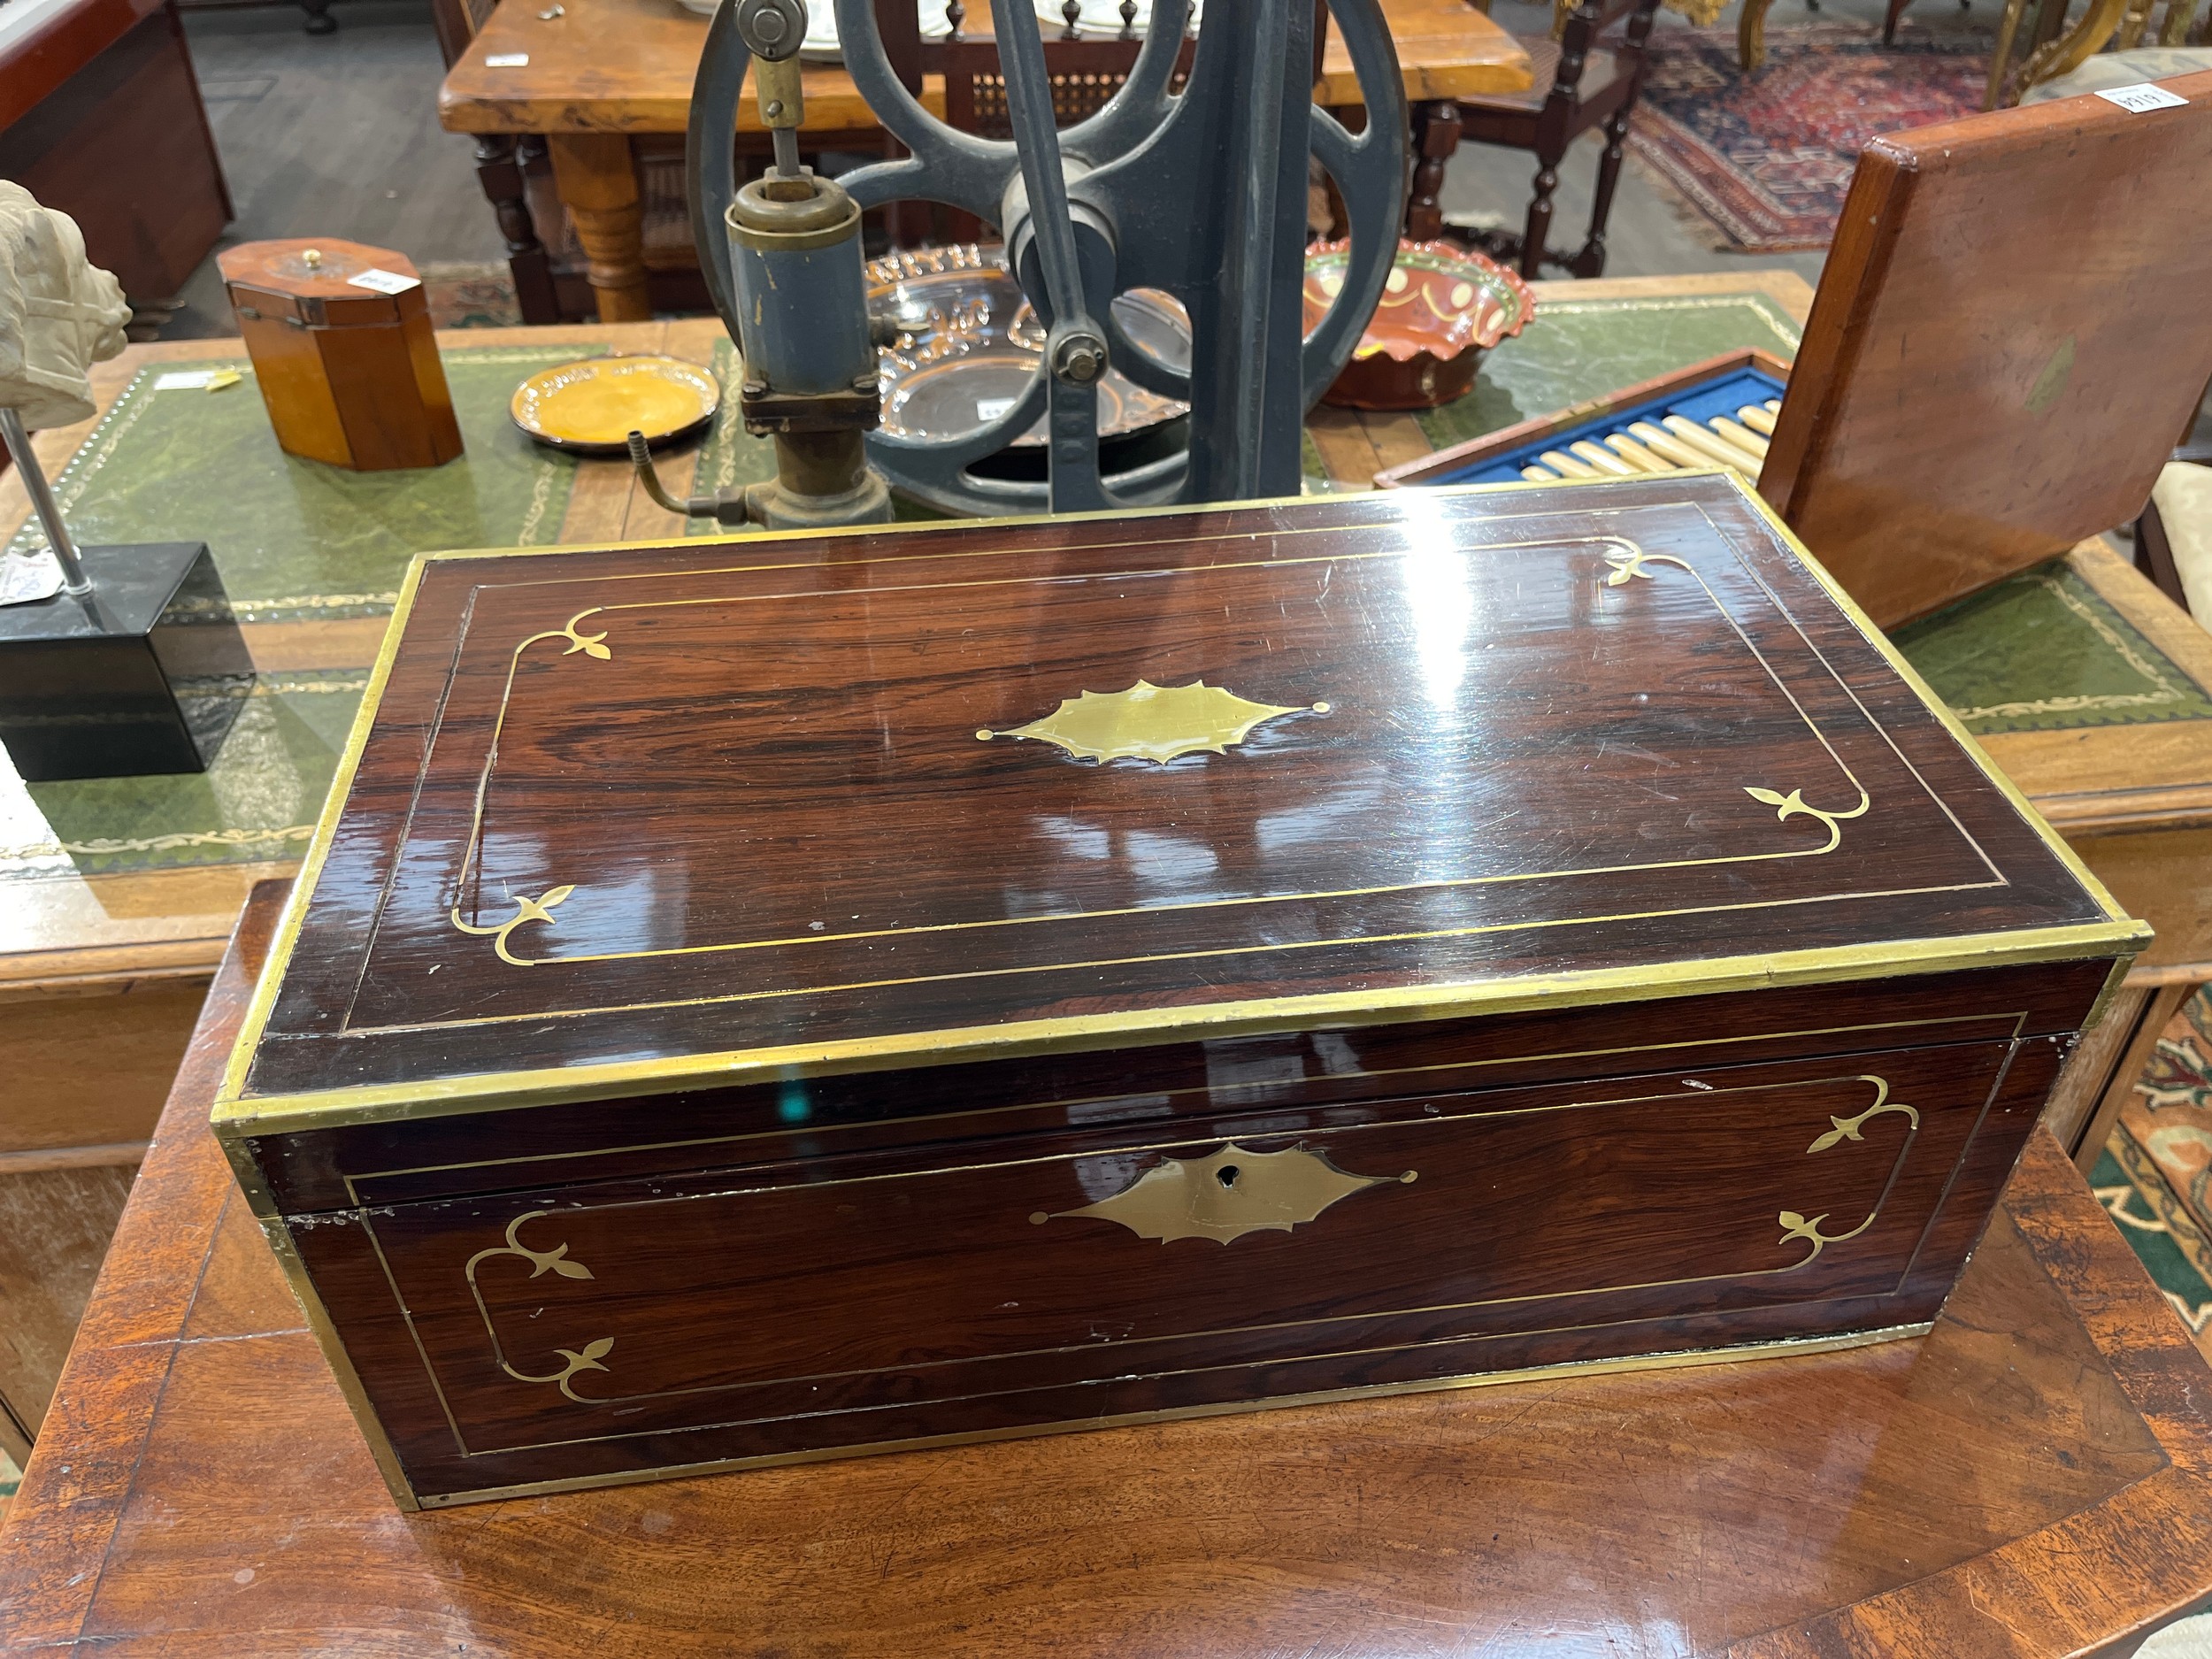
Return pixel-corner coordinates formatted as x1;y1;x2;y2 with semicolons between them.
4;271;2208;1458
435;0;1534;322
2;878;2209;1655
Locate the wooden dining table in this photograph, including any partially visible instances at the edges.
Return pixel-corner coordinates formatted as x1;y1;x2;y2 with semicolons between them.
437;0;1534;323
4;876;2212;1655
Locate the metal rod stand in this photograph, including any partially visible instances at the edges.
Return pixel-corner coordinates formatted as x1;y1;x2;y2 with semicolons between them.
0;407;93;596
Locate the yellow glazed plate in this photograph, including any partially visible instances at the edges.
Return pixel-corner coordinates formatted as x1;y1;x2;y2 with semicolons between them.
510;356;721;454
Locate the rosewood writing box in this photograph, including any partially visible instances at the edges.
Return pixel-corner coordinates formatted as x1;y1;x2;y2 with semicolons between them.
215;474;2146;1509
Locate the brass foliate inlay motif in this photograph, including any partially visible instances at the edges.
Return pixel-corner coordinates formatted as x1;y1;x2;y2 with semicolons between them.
1032;1141;1414;1245
1775;1076;1919;1266
451;884;576;966
465;1211;616;1402
979;680;1325;764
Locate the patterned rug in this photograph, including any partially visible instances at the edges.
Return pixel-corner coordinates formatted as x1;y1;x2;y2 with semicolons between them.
419;261;526;330
1629;20;1994;252
2101;987;2212;1363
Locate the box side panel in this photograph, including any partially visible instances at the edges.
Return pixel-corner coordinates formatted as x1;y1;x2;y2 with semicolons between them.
275;1015;2069;1503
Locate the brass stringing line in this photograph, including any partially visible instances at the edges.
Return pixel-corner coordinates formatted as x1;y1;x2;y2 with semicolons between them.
447;610;609;950
332;574;502;1041
355;1188;477;1455
235;924;2113;1125
434;1326;1924;1480
438;1075;1916;1410
214;557;434;1104
339;1010;2027;1197
459;493;1587;597
249;1209;419;1506
444;534;1900;972
1606;547;1872;836
356;877;2007;1037
1890;1035;2023;1298
473;836;1913;970
579;526;1547;614
1700;503;2017;892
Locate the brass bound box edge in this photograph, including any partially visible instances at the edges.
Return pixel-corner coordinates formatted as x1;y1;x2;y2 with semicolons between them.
398;1319;1933;1509
211;477;2149;1141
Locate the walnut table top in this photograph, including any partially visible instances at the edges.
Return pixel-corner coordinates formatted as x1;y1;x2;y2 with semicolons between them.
2;880;2210;1655
436;0;1533;136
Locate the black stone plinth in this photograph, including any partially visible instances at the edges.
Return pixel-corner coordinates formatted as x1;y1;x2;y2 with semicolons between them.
0;542;255;781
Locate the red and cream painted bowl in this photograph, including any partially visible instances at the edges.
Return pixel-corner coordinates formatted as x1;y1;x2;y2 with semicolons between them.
1306;238;1536;411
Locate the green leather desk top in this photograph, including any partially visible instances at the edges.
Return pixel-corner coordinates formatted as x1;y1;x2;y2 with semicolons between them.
2;290;2206;895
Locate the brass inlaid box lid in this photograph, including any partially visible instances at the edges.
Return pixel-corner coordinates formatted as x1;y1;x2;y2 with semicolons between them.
218;474;2143;1130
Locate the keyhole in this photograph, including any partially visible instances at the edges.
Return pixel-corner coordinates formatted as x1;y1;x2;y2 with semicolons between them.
1217;1164;1240;1187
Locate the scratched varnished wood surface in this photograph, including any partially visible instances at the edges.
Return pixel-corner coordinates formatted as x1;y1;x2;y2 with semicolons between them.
4;883;2211;1655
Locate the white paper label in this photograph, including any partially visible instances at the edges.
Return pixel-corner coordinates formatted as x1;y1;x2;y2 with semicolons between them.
485;50;530;65
2095;82;2187;112
155;369;221;390
347;267;421;296
0;549;65;608
975;396;1016;420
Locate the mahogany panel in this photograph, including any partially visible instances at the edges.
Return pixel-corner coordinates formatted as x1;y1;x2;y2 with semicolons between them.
229;480;2128;1110
0;0;163;132
1760;73;2212;627
291;1038;2037;1501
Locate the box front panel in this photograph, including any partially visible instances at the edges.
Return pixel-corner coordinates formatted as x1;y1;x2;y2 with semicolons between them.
292;1033;2043;1500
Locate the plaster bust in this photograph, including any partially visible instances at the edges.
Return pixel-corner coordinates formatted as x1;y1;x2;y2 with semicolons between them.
0;180;131;430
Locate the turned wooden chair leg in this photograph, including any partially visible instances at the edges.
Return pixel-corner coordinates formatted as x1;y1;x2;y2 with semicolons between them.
547;133;652;323
1984;0;2031;104
1738;0;1777;68
474;134;562;326
1883;0;1912;40
1567;106;1632;278
1520;149;1562;280
1405;101;1462;241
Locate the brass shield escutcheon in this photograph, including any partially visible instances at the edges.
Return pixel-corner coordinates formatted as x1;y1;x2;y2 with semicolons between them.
979;680;1325;764
1033;1141;1415;1245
